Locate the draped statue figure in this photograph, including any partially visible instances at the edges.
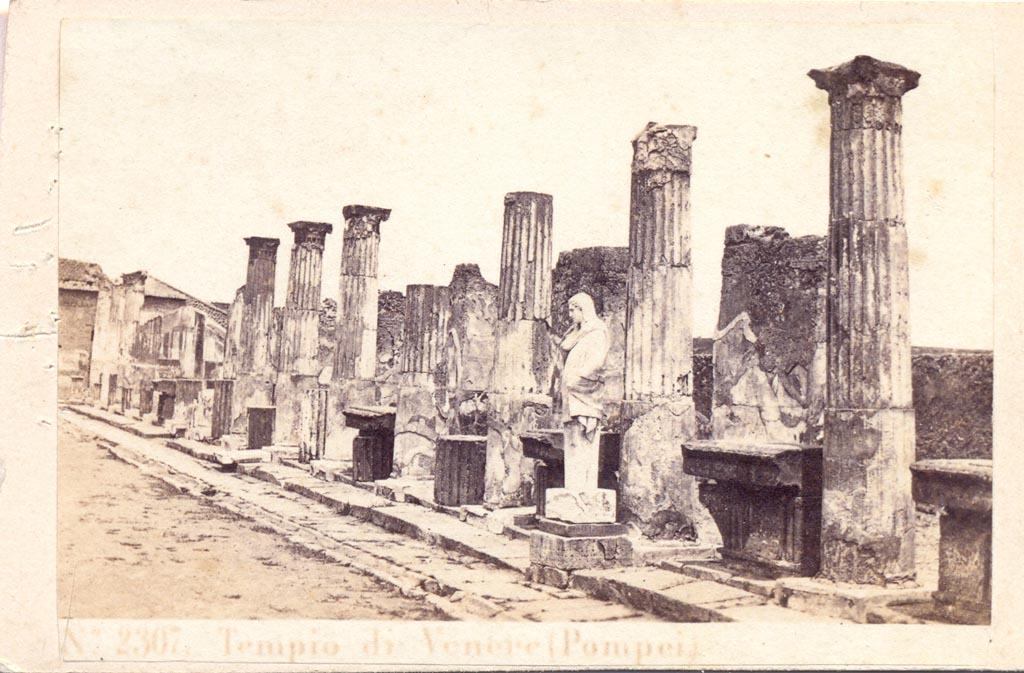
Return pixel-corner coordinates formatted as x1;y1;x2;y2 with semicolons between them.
546;292;615;523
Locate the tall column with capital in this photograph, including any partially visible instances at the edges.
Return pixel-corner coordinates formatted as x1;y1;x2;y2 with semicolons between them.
280;221;333;375
484;192;555;507
809;55;919;584
333;205;390;383
393;284;450;476
241;237;280;377
618;123;717;542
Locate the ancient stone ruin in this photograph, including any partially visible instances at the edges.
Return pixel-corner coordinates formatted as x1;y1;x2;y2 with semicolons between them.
61;54;992;624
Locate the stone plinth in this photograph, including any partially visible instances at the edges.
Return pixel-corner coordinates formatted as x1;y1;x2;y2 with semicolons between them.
684;440;823;575
433;434;487;506
485;192;555;508
810;55;920;584
393;284;449;477
712;225;827;444
521;429;621;517
545;488;616;524
619;123;712;542
334;205;390;382
911;459;992;624
240;237;280;377
912;348;993;460
529;528;632;587
247;406;276;451
343;405;396;481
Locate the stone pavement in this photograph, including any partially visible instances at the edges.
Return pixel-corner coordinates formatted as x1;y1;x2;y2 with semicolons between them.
63;405;943;623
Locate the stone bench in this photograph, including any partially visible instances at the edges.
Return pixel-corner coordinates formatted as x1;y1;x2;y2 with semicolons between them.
433;434;487;506
683;440;822;576
911;458;992;624
343;405;396;481
521;429;621;518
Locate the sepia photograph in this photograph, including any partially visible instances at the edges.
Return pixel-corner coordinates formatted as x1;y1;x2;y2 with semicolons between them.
1;0;1021;670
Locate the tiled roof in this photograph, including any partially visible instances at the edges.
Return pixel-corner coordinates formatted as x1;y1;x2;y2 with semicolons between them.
58;258;109;291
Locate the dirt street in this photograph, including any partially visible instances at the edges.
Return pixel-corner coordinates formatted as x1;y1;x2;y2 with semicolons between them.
57;419;449;620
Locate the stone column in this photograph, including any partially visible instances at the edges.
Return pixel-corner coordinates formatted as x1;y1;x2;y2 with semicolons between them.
393;284;450;476
241;237;280;377
485;192;555;507
809;55;920;584
333;205;390;382
618;123;715;541
280;221;333;375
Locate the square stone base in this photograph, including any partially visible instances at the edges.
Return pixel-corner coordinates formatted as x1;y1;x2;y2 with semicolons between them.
535;517;628;538
529;529;632;572
544;488;616;524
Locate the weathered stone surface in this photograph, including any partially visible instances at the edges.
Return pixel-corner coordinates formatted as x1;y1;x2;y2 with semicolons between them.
619;123;713;543
552;247;628;427
811;56;919;584
682;440;822;492
910;458;991;623
228;374;274;434
298;386;329;463
535;518;628;538
394;379;441;476
352;434;393;481
712;225;827;444
209;379;233;441
433;435;487;506
545;488;616;524
912;348;992;460
698;483;821;576
618;400;718;543
498;192;553;323
280;221;332;375
247;406;276;450
334;205;390;382
485;393;557;508
240;237;280;377
529;530;632;571
272;373;320;445
821;407;916;584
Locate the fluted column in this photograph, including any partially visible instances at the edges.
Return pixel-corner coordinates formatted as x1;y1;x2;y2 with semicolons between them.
334;205;390;382
393;284;450;476
280;221;332;375
485;192;555;507
623;123;696;405
810;55;920;584
618;123;716;542
240;237;280;377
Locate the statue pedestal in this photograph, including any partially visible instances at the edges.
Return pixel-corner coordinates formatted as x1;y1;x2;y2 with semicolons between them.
528;519;632;588
544;487;617;523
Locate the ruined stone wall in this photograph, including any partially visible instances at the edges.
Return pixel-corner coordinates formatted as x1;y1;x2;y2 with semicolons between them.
711;225;827;445
58;288;100;400
912;348;993;460
704;226;991;459
441;264;499;436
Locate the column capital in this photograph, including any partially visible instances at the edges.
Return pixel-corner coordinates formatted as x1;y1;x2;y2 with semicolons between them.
504;191;552;207
809;55;920;101
343;205;391;238
631;122;697;173
287;221;333;247
244;236;280;261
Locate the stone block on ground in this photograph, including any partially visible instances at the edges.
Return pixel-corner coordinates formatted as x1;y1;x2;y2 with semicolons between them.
529;529;632;571
544;488;616;524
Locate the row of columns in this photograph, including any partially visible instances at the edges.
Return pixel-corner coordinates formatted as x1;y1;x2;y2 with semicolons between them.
219;54;922;587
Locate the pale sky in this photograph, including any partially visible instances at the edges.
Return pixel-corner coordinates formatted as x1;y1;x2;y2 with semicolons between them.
57;15;994;348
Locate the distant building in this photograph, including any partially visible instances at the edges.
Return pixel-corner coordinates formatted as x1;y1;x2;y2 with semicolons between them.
58;259;111;400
